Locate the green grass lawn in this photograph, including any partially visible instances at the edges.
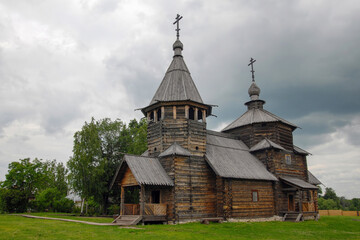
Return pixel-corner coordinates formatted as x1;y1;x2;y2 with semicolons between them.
0;214;359;240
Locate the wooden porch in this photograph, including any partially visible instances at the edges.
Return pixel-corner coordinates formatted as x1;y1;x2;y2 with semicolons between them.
122;203;167;216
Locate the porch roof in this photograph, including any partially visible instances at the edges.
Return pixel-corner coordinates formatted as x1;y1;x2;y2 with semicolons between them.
111;154;174;188
280;176;318;190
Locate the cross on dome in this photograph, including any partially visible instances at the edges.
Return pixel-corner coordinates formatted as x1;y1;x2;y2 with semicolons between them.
173;14;183;40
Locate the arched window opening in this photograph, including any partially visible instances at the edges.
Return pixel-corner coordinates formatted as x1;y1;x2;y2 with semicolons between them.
149;111;154;121
157;108;162;121
189;107;195;120
198;109;203;121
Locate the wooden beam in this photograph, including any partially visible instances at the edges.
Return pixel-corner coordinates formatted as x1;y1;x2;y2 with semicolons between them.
120;186;124;216
140;185;145;216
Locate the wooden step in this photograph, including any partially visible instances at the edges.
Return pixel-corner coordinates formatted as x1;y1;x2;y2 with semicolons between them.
283;213;303;222
112;215;142;225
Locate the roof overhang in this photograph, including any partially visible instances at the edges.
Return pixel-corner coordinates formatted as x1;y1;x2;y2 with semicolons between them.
140;100;213;116
280;176;318;190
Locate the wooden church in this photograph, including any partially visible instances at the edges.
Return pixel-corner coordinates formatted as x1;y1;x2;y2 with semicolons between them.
110;16;321;225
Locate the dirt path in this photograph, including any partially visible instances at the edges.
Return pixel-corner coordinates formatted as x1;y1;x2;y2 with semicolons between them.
21;214;119;226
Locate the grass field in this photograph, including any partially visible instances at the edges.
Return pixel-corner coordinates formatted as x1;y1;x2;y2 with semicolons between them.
0;214;359;240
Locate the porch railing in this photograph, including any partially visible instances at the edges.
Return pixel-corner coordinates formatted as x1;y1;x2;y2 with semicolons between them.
145;203;167;215
123;204;140;215
122;203;167;216
302;202;315;212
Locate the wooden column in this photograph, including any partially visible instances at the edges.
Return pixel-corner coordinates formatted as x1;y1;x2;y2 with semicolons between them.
299;190;303;213
173;106;177;119
147;112;150;121
202;110;206;122
120;186;124;215
185;105;189;119
194;107;198;121
161;106;165;120
140;185;145;216
154;110;158;122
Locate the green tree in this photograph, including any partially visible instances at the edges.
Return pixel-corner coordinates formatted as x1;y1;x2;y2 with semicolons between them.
0;158;68;213
323;187;338;201
67;117;147;214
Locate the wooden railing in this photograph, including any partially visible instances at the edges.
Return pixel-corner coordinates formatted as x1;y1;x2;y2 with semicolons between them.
122;203;167;216
302;202;315;212
123;204;140;215
145;204;167;216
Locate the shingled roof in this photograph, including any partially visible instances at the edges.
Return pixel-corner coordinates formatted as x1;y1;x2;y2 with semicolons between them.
222;108;297;132
110;155;174;189
308;171;322;185
280;176;318;190
250;138;286;152
149;40;203;105
205;131;277;181
159;142;191;157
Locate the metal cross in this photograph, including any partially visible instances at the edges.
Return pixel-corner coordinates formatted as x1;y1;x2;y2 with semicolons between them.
248;57;256;82
173;14;183;40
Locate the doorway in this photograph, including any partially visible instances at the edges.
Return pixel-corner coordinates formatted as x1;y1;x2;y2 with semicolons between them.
288;194;295;212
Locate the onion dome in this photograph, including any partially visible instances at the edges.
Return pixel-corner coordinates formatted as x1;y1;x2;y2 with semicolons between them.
173;39;183;56
248;82;261;100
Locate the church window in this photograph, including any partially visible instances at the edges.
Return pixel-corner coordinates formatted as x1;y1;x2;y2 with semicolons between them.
189;107;195;120
151;190;160;204
252;190;258;202
149;111;154;121
198;109;203;121
285;154;291;165
157;108;162;121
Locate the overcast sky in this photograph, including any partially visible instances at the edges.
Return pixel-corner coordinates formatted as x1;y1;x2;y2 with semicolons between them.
0;0;359;199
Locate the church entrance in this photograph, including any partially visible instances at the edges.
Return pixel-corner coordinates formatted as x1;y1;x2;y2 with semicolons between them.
288;194;295;212
123;186;140;215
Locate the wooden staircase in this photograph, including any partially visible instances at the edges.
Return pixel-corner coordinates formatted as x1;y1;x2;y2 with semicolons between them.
112;215;142;225
283;213;303;222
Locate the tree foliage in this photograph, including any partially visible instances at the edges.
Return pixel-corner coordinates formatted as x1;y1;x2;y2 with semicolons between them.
0;158;68;213
67;117;147;214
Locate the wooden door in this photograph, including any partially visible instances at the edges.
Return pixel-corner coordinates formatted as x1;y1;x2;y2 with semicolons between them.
288;194;295;212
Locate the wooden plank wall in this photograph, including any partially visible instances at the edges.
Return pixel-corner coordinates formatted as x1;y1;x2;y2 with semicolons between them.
120;165;138;186
220;179;275;218
225;122;293;151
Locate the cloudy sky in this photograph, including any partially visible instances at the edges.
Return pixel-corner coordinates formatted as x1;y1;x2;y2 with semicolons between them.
0;0;359;199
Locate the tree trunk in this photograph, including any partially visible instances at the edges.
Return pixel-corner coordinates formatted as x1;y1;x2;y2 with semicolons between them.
80;198;85;215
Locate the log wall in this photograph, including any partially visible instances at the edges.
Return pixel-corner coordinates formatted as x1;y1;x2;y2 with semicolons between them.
225;122;294;151
217;179;275;218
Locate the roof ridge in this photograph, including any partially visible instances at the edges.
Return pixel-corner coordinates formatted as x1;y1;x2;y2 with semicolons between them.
206;142;249;151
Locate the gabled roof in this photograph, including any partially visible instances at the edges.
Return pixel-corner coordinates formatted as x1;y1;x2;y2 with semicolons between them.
280;176;318;190
159;142;191;157
141;150;149;156
308;171;322;185
250;138;286;152
294;145;311;155
222;108;297;132
149;51;203;105
205;131;277;181
111;155;173;188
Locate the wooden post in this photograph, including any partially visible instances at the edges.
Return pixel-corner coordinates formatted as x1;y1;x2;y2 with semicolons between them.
161;106;165;120
120;186;124;215
154;110;158;122
147;112;150;121
185;105;189;119
202;110;206;122
173;106;177;119
140;185;145;216
299;190;303;213
194;107;198;121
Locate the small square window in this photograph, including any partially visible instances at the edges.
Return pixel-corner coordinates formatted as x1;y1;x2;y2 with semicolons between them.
252;191;258;202
285;154;291;165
